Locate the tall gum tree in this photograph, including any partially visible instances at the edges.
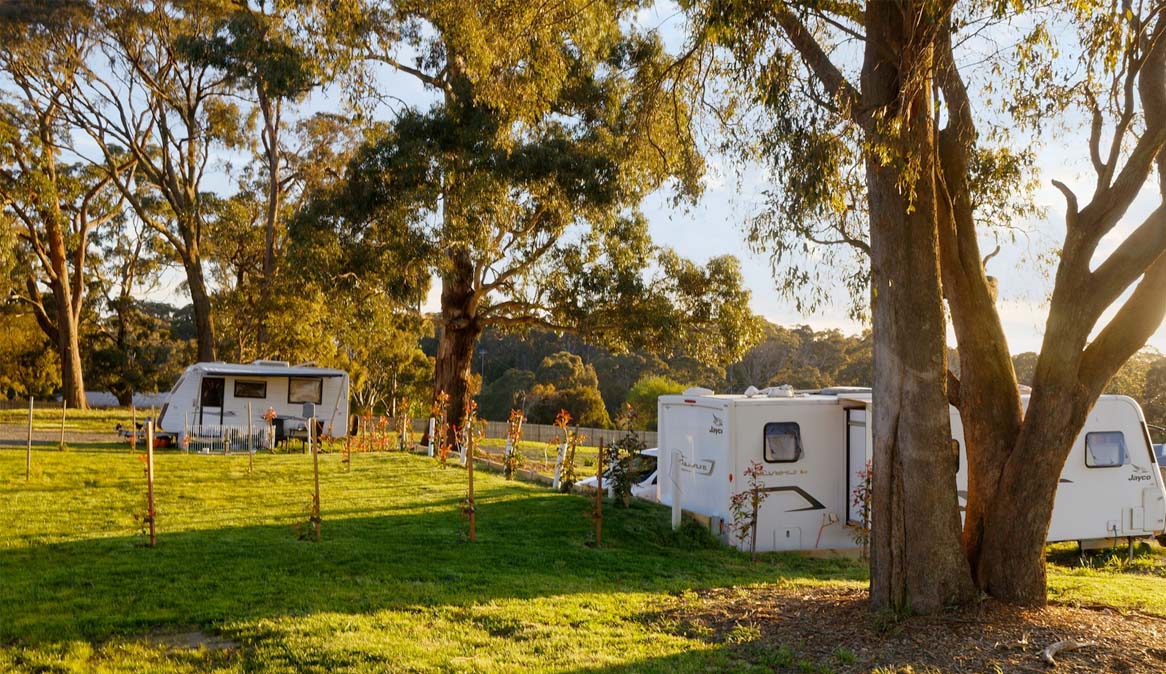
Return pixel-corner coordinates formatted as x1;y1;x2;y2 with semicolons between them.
63;0;244;362
687;0;976;612
0;2;124;409
688;0;1166;606
941;5;1166;602
316;0;762;429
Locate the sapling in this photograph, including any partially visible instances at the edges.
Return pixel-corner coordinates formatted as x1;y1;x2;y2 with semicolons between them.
503;408;525;479
608;404;647;507
846;461;873;560
729;461;770;561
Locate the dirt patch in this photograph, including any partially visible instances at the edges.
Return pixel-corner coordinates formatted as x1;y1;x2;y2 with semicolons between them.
144;630;239;652
654;585;1166;673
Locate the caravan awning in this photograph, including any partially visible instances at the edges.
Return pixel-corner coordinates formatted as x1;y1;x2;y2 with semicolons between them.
199;365;347;378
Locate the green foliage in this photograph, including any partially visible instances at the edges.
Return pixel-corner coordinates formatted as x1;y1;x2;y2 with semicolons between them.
527;383;611;429
608;407;650;507
1011;352;1039;386
1106;348;1162;400
1143;360;1166;436
84;301;191;403
0;310;58;399
727;323;872;392
625;375;685;431
535;352;599;391
525;353;611;427
479;368;536;421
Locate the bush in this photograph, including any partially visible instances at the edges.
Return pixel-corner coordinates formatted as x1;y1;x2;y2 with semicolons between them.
625;375;684;430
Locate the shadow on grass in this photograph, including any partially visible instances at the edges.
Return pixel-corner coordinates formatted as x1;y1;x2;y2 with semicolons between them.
0;481;865;646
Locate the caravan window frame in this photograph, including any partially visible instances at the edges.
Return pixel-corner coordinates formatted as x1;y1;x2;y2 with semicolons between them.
1085;431;1127;468
233;380;267;399
288;377;323;405
762;422;803;463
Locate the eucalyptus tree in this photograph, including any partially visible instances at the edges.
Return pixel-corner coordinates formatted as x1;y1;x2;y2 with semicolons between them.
0;1;124;408
685;0;1166;609
62;0;244;362
180;2;335;350
309;0;762;429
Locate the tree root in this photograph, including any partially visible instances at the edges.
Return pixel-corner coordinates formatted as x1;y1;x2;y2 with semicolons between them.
1040;640;1095;666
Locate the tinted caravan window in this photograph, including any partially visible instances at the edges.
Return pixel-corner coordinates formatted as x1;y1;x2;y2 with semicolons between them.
763;422;803;463
1085;431;1127;468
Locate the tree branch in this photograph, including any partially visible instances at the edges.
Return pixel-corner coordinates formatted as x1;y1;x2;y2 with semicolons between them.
773;6;865;128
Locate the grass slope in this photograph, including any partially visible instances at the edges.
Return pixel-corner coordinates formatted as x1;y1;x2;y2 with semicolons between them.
0;447;1162;673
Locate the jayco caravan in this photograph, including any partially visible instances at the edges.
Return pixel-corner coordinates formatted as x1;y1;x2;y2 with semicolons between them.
156;361;350;448
657;387;1166;553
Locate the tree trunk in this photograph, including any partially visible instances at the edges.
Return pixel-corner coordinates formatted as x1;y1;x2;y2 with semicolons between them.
975;385;1090;602
49;277;87;410
258;89;281;351
433;250;480;432
183;253;216;362
43;206;87;409
864;1;975;614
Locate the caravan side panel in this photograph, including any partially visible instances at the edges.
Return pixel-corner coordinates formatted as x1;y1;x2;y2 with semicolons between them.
657;397;733;527
1048;396;1166;541
733;400;852;552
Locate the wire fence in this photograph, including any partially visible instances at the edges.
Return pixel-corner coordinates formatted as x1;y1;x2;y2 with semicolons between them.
396;418;657;447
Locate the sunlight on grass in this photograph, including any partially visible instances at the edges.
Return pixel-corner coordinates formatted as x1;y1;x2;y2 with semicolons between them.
0;447;1161;673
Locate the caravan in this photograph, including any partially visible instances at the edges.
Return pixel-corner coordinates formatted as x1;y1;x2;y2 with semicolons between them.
657;387;1166;553
156;361;350;450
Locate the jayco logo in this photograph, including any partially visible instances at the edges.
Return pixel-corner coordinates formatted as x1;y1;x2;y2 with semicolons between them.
709;413;724;435
1129;464;1153;482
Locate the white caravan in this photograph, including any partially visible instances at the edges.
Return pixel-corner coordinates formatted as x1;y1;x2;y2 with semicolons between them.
657;387;1166;553
157;361;350;447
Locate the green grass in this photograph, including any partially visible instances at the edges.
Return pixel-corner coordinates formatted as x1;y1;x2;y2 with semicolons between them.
1;446;1163;673
0;406;138;434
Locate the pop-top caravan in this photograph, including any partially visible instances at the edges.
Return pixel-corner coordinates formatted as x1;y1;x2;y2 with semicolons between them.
657;387;1166;554
156;361;350;451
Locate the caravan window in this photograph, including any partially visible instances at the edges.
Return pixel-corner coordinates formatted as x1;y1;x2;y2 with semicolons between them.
763;422;803;463
234;381;267;399
288;377;322;405
1085;431;1127;468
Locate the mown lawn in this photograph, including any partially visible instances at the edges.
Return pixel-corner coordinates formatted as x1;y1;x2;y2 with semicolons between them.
0;406;138;435
1;446;1163;673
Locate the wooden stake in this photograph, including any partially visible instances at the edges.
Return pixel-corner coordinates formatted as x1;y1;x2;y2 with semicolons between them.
595;440;604;547
131;405;137;450
750;485;759;562
467;430;476;542
59;400;67;450
247;402;254;474
146;420;156;547
310;417;321;541
26;397;33;481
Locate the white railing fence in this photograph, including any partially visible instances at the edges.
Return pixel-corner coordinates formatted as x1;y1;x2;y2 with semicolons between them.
182;424;274;454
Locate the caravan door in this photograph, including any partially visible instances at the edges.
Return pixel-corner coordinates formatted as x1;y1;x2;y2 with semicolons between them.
845;406;870;524
199;376;225;426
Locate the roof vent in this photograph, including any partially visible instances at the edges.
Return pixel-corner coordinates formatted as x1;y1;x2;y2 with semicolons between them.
683;386;714;396
766;385;795;398
743;386;760;398
251;359;290;367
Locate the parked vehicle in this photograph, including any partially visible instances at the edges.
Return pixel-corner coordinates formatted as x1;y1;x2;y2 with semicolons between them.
657;386;1166;553
577;448;659;502
156;360;350;450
